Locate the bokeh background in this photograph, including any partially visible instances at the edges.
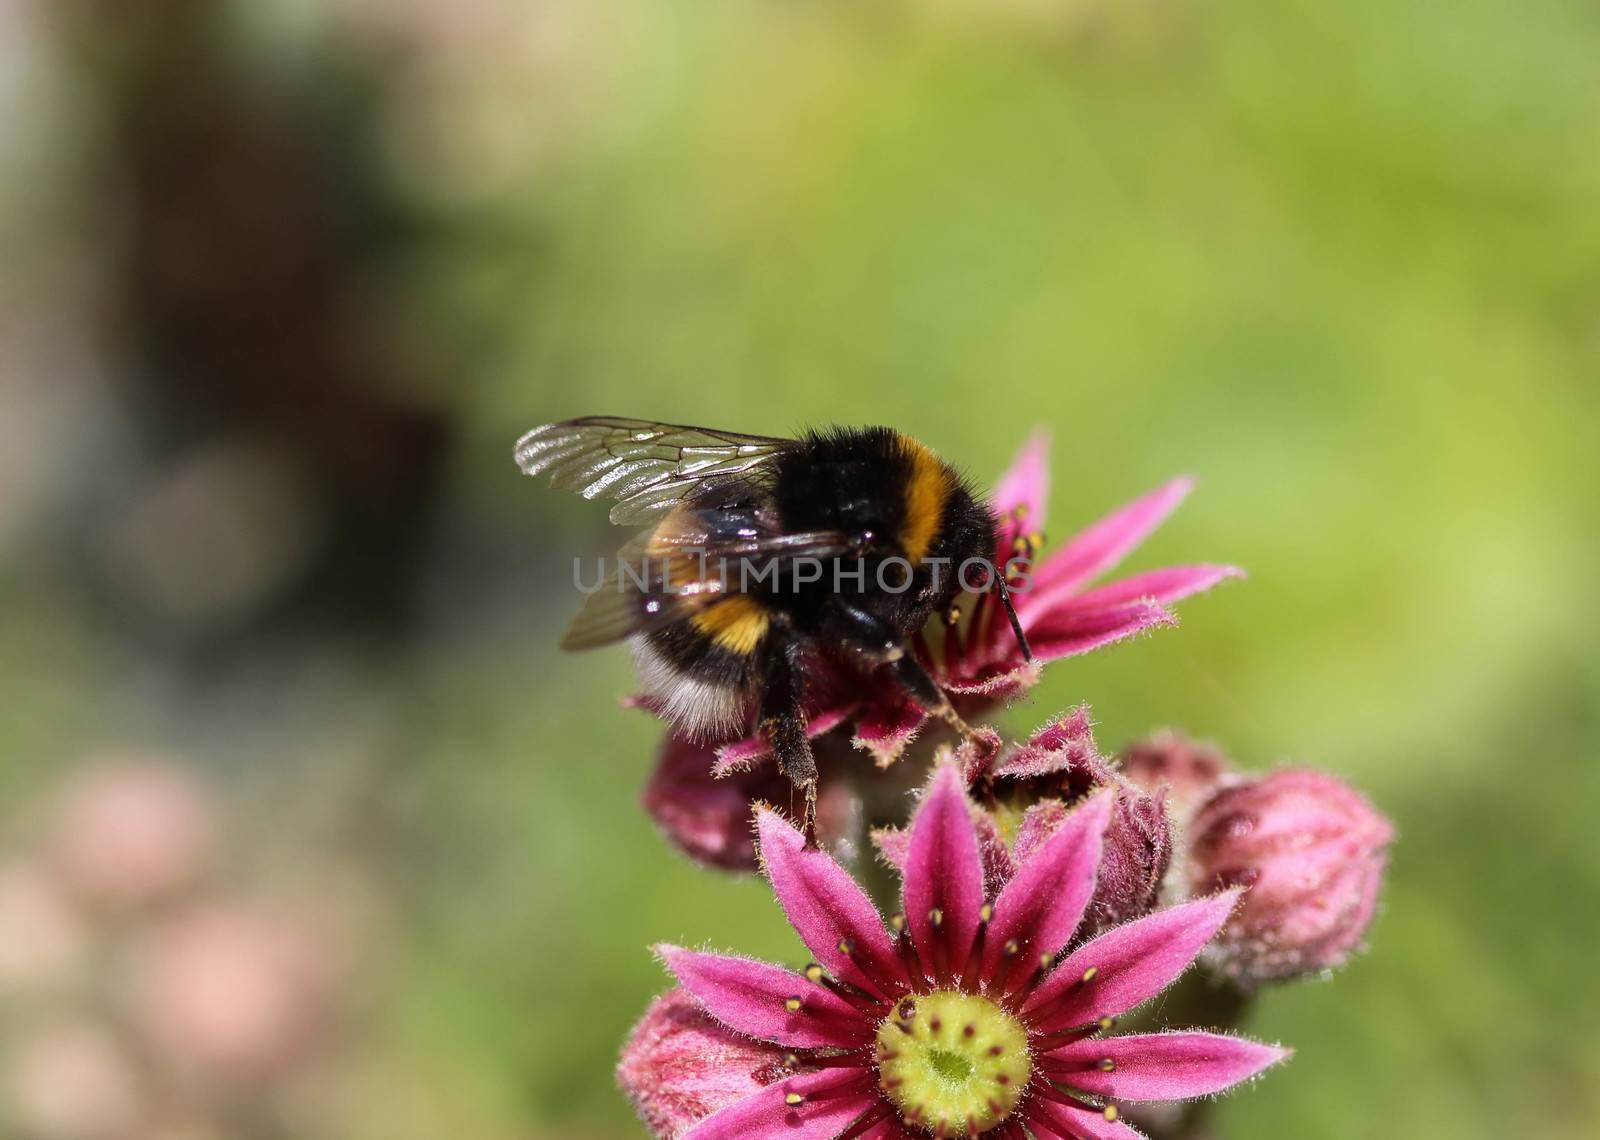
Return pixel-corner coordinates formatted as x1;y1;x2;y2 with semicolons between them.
3;2;1598;1138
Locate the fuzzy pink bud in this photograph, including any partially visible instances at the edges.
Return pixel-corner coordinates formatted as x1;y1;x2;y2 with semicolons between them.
993;712;1174;935
1189;768;1393;983
1120;731;1232;820
616;988;792;1138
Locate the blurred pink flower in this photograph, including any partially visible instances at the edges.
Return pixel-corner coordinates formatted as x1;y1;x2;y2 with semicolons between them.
48;759;216;905
1188;769;1394;984
617;988;793;1139
3;1020;146;1140
0;861;87;994
639;763;1286;1138
133;904;330;1085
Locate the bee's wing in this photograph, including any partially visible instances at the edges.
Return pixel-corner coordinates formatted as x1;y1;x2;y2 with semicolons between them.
514;416;796;525
560;509;853;650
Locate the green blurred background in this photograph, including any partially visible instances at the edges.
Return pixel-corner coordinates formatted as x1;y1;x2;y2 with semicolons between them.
2;1;1597;1137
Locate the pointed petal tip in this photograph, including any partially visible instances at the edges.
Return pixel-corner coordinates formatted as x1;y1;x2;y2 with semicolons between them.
1080;784;1118;832
1195;885;1248;924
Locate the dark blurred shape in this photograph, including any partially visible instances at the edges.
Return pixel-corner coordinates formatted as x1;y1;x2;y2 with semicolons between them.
58;0;452;641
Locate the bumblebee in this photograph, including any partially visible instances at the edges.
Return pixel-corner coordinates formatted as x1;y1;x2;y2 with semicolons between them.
515;416;1030;826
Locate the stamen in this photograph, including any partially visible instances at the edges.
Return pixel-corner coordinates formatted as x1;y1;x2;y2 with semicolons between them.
943;598;969;673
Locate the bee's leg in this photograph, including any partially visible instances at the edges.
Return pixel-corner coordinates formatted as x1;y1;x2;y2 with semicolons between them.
881;651;978;742
832;603;977;742
756;636;819;843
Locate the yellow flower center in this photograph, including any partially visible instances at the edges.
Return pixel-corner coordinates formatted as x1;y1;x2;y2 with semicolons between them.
875;990;1031;1135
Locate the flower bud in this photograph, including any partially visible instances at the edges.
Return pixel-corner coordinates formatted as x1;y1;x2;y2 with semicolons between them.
1188;768;1393;983
642;734;858;873
617;988;792;1139
1119;731;1232;821
1012;784;1172;938
988;712;1173;935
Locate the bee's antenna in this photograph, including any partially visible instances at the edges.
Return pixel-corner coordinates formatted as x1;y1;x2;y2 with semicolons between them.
993;575;1032;663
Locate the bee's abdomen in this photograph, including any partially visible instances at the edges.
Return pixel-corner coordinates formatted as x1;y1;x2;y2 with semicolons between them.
631;599;766;737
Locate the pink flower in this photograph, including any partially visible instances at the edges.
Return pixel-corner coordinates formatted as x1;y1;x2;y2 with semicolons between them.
47;758;216;906
641;763;1287;1138
132;904;331;1085
1188;769;1394;984
618;988;794;1139
706;433;1243;774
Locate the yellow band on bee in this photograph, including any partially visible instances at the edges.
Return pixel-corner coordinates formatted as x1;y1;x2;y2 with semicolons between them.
691;594;770;656
897;435;953;564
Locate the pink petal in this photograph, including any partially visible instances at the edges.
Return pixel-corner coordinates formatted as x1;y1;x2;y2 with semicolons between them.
1012;800;1074;867
854;1117;921;1140
991;430;1051;536
645;734;861;873
713;705;862;776
681;1068;878;1140
871;826;910;874
1045;1032;1289;1101
1024;1098;1145;1140
756;809;910;998
1030;477;1195;602
1024;892;1242;1033
991;707;1109;782
902;763;985;981
642;735;770;872
981;791;1112;982
1068;564;1244;612
617;988;794;1140
659;946;873;1050
942;661;1040;700
1025;600;1177;662
876;815;1016;898
851;703;927;769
